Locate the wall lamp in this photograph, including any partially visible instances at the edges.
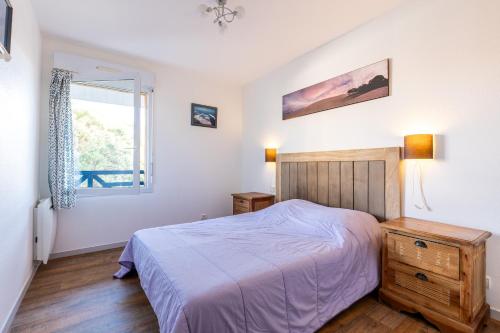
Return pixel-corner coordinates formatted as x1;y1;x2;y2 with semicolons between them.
265;148;277;163
404;134;434;159
404;134;434;211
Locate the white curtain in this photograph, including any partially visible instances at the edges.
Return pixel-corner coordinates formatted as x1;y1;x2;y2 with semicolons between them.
48;68;76;209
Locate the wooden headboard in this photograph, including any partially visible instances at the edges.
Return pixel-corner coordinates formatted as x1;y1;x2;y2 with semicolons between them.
276;147;401;221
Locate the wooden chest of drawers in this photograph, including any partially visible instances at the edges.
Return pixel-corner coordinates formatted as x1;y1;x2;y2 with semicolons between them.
379;217;491;333
231;192;275;215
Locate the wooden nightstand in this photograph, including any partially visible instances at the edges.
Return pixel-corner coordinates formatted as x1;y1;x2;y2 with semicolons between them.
231;192;275;215
379;217;491;333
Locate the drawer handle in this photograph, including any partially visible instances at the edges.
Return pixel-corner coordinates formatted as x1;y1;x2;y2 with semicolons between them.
415;272;428;282
415;240;427;248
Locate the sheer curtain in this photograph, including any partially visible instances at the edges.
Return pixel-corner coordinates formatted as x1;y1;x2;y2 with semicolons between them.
48;68;76;209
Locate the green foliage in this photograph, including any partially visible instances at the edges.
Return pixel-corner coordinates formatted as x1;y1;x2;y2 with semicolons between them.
73;109;133;180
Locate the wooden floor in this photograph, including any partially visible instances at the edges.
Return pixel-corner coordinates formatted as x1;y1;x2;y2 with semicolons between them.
11;248;500;333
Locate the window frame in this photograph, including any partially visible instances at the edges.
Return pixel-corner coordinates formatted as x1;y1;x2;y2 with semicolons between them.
71;71;154;197
140;89;154;194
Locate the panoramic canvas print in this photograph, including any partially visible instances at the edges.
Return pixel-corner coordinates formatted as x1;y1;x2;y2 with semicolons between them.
282;59;389;120
191;103;218;128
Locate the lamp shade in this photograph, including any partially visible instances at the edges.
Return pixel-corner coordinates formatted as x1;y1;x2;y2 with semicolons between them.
404;134;434;159
265;148;277;162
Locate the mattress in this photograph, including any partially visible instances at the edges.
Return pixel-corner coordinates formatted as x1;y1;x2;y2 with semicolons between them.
115;199;381;333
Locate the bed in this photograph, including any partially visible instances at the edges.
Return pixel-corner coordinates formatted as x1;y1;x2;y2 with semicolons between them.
115;147;401;333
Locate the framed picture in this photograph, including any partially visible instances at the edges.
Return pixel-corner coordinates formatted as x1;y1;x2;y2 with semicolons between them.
0;0;13;61
191;103;218;128
282;59;390;120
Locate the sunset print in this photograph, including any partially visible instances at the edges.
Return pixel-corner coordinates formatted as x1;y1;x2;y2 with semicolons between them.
282;59;389;120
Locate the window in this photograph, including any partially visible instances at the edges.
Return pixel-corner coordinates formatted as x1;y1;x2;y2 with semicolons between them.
71;77;153;195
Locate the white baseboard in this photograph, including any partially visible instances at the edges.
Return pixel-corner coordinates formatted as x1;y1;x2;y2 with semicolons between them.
1;261;40;333
491;306;500;322
49;241;127;260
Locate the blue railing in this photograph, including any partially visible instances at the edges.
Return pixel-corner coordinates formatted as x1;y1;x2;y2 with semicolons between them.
78;170;145;188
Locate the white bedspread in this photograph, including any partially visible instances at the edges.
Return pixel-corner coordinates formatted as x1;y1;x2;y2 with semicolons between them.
115;199;382;333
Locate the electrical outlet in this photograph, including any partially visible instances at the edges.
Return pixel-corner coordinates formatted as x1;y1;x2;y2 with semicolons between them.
486;276;491;290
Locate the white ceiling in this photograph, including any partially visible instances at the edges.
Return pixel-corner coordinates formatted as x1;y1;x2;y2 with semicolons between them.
32;0;403;85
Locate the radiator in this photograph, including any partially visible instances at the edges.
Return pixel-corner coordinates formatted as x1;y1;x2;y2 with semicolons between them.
34;198;57;264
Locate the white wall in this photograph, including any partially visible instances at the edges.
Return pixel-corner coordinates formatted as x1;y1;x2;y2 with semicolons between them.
39;37;242;254
241;0;500;309
0;0;41;330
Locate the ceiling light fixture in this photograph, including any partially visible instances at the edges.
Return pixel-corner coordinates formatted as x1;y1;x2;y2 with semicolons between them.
199;0;244;30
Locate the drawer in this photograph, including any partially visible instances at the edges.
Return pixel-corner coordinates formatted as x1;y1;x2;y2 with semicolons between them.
233;198;250;210
387;232;459;280
233;204;249;215
387;261;460;320
253;200;272;212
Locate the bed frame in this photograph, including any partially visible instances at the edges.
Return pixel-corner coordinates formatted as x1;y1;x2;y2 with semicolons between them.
276;147;401;221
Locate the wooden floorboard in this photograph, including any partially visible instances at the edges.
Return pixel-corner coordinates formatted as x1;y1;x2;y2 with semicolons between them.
11;248;500;332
